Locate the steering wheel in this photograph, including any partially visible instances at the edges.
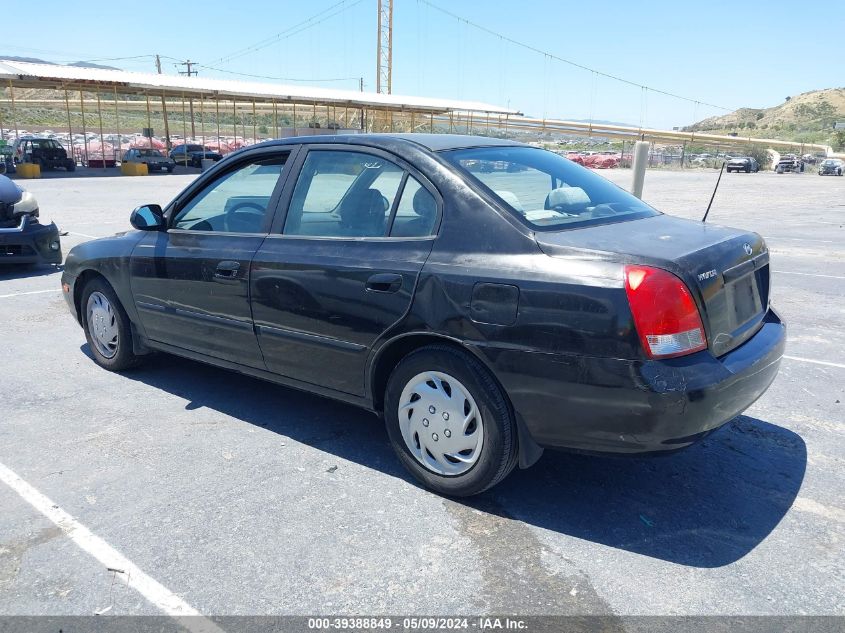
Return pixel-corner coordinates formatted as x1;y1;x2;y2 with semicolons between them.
224;201;266;233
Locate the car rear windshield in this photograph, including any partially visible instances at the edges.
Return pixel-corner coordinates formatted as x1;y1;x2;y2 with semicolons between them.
442;146;658;230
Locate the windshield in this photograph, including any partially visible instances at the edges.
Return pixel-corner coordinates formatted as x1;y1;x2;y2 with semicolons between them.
443;146;658;230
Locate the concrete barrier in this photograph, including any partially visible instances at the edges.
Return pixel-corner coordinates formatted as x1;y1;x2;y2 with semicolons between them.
16;163;41;179
120;162;148;176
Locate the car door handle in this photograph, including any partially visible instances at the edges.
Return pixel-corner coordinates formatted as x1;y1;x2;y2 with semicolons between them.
214;260;241;282
365;273;403;293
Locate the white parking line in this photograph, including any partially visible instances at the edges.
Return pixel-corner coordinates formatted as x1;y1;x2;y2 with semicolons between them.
0;288;61;299
784;355;845;369
774;271;845;280
0;461;224;632
65;231;100;239
764;236;834;244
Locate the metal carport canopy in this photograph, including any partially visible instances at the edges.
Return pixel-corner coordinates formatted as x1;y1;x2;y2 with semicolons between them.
0;59;520;116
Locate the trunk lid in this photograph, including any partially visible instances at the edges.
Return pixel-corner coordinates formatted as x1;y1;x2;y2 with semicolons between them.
536;214;770;357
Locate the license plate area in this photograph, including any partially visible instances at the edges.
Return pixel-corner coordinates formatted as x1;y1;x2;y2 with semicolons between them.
728;273;763;329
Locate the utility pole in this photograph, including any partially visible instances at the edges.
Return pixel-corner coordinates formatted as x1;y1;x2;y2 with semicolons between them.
178;60;197;138
359;77;365;131
376;0;393;94
155;55;172;150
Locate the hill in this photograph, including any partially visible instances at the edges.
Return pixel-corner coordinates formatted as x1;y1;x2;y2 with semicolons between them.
0;55;118;70
686;88;845;147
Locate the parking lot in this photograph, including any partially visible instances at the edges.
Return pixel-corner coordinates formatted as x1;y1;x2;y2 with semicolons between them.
1;167;843;622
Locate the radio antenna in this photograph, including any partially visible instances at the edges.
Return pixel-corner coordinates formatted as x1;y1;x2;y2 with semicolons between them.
702;161;726;223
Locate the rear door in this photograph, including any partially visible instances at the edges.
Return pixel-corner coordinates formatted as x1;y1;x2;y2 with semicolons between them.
251;146;441;396
129;147;296;368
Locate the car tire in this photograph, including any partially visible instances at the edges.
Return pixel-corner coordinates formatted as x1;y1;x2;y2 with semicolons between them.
384;344;518;497
81;278;141;372
66;162;75;172
745;166;751;173
167;166;174;173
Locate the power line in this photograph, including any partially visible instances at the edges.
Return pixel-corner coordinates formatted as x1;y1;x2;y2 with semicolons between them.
418;0;734;113
194;63;361;84
204;0;366;67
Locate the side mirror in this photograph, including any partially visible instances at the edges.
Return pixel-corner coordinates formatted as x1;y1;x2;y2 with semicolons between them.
130;204;165;231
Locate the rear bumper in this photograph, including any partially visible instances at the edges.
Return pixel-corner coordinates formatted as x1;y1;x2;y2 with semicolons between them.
485;309;786;454
0;217;62;264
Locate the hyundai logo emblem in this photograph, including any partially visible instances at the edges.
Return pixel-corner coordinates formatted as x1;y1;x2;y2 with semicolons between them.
743;243;753;256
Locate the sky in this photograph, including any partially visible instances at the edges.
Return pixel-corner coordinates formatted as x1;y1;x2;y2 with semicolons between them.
3;0;843;129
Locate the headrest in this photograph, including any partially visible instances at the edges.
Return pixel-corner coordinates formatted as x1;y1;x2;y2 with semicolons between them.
412;187;437;220
545;186;590;210
494;190;524;212
339;188;385;234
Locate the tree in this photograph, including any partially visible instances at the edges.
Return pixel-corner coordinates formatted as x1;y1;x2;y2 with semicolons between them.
745;145;773;170
834;130;845;151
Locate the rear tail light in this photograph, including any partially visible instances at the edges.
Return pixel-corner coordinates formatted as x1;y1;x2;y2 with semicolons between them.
624;265;707;359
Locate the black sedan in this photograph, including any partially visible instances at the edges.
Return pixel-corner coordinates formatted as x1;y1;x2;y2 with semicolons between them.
818;158;843;176
61;134;785;496
169;144;223;168
1;173;62;264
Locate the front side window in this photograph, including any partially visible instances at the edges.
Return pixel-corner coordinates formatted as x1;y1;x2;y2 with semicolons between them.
172;155;287;233
443;146;658;230
284;151;404;237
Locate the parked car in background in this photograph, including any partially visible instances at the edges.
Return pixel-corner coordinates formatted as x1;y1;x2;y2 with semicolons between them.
726;156;759;173
169;144;223;168
61;134;785;497
12;137;75;171
775;154;803;173
123;148;176;173
818;158;844;176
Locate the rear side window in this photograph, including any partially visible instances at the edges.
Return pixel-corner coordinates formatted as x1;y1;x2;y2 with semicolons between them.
390;176;437;237
284;151;404;238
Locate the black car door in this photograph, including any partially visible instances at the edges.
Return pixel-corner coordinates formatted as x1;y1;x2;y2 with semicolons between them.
250;146;441;396
129;146;297;368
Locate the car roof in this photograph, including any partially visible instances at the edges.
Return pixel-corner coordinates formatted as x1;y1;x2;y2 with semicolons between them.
253;133;525;153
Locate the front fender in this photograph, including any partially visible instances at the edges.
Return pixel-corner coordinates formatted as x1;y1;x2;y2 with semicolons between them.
64;230;146;326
